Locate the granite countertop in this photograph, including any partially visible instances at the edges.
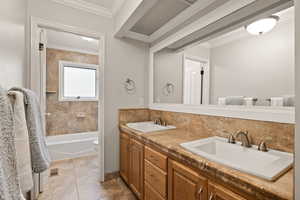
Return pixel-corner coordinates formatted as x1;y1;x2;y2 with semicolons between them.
120;124;293;200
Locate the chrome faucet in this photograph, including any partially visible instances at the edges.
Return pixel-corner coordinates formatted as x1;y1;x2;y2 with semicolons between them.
154;118;167;126
154;118;162;125
236;131;251;148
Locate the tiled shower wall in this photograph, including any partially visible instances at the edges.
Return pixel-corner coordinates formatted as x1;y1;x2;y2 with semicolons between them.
119;108;294;153
46;48;98;136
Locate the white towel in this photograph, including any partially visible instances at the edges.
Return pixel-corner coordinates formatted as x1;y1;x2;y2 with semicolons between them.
270;97;284;107
9;91;34;195
218;96;244;105
283;95;294;107
10;87;51;173
244;97;257;106
0;87;25;200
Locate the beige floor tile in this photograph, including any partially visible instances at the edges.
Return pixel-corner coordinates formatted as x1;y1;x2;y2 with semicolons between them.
39;156;135;200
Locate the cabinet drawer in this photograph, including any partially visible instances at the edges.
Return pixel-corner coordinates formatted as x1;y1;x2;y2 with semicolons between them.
144;182;165;200
145;146;167;171
144;160;167;198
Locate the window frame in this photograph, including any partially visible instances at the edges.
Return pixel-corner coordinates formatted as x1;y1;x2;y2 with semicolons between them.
58;60;99;101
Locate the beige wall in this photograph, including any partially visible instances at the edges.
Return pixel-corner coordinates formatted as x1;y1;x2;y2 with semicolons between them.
295;0;299;198
46;48;98;136
0;0;27;89
28;0;149;173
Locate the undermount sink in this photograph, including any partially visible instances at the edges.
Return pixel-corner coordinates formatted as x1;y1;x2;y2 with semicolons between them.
180;137;293;181
126;121;176;133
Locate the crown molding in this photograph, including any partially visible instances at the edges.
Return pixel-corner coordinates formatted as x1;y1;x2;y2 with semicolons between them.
51;0;113;18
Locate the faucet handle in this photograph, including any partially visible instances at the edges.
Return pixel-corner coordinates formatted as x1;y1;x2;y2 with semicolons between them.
228;133;236;144
258;140;268;152
236;129;248;134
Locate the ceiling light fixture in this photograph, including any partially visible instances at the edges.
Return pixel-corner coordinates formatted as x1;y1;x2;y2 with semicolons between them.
245;15;279;35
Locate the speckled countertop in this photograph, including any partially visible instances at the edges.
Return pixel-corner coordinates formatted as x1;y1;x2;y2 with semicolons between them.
120;125;293;200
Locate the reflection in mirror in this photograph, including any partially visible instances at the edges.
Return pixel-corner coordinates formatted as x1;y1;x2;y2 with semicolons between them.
153;7;294;107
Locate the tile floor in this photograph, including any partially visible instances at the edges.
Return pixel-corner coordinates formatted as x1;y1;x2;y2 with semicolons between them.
38;155;136;200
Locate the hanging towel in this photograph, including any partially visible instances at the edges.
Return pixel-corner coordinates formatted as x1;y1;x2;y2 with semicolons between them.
0;87;25;200
218;96;244;105
283;95;295;107
270;97;284;107
10;87;51;173
9;91;34;194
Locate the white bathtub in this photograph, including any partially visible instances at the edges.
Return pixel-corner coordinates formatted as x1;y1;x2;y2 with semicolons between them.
46;132;99;161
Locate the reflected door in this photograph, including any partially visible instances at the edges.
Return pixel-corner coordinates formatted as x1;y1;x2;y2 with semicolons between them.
183;57;208;105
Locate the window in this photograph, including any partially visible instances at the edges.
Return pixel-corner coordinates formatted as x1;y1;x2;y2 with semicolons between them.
59;61;98;101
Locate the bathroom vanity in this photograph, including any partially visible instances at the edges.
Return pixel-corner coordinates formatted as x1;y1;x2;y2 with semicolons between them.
118;2;295;199
118;112;293;200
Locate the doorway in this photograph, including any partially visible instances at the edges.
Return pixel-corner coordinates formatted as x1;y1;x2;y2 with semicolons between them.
183;55;209;105
30;18;105;184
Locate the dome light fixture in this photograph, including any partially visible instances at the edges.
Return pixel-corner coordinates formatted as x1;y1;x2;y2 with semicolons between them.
245;15;279;35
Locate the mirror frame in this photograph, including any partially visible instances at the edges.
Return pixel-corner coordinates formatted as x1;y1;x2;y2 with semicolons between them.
148;0;295;124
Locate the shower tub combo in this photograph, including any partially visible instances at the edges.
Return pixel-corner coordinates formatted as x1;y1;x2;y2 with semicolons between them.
46;132;99;161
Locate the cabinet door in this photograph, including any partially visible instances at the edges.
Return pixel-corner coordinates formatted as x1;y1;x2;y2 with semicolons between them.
168;159;207;200
145;181;165;200
208;182;246;200
120;132;130;183
129;138;144;199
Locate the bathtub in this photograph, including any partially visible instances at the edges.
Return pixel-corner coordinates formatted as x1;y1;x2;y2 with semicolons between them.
46;132;99;161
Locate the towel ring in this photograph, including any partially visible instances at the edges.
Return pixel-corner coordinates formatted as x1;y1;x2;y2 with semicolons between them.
124;78;136;94
163;82;175;96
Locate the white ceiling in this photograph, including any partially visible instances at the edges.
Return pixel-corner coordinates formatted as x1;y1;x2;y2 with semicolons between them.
46;28;99;55
207;6;294;48
51;0;125;17
83;0;115;9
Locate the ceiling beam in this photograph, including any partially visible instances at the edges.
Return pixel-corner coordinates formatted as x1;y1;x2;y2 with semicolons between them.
168;0;293;51
114;0;158;38
148;0;229;42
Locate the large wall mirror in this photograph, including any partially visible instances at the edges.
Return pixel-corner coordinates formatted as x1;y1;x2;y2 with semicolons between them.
150;5;295;123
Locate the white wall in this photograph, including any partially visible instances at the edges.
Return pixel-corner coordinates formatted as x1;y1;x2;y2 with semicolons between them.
154;45;209;103
154;49;183;103
27;0;149;173
210;20;294;105
0;0;27;89
295;0;299;198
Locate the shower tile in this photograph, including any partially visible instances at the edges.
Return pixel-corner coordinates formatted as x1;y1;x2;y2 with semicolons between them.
46;48;98;136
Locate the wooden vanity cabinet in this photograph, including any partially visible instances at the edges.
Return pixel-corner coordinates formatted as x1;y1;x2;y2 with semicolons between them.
208;182;246;200
120;132;144;199
129;138;144;199
120;131;253;200
120;132;130;183
168;159;208;200
144;146;168;200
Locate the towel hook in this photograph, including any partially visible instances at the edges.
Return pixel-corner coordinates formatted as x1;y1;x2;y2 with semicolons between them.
124;78;136;94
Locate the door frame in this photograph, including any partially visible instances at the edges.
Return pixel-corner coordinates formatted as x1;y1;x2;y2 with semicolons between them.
182;54;210;105
30;17;105;182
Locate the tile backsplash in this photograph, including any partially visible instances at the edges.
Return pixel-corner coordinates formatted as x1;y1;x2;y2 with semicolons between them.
119;108;294;153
